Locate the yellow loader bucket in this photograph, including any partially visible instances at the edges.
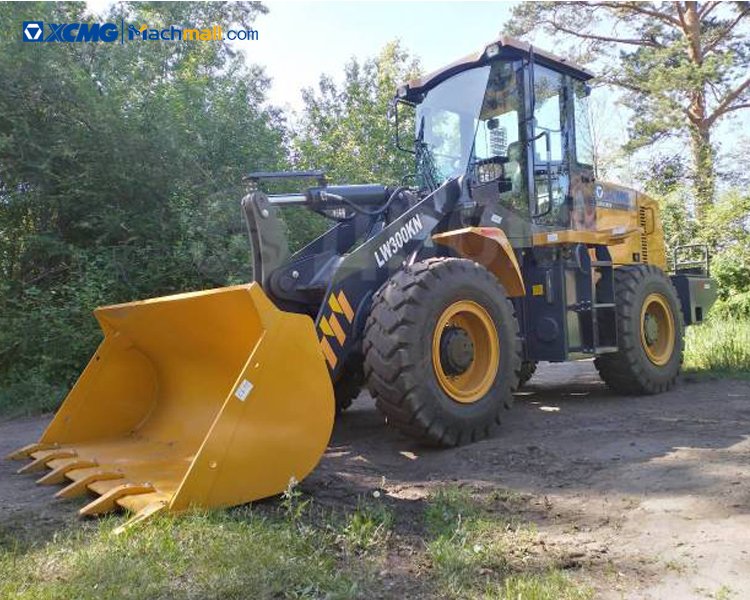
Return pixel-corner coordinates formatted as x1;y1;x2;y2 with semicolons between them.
6;284;334;531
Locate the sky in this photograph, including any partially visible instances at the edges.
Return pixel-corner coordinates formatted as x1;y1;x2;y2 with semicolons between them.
84;0;747;185
244;1;520;111
84;1;523;111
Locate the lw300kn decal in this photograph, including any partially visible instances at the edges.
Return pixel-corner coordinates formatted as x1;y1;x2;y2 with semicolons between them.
374;214;424;268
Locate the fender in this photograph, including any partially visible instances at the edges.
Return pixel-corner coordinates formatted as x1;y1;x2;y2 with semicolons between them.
432;227;525;297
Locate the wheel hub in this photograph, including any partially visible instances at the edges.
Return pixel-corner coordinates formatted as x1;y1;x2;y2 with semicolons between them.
431;300;500;404
439;326;474;376
643;313;659;345
639;292;676;366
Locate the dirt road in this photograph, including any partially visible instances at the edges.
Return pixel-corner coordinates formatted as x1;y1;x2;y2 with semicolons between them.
2;362;749;599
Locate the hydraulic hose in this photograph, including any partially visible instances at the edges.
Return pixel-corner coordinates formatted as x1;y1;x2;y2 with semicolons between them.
319;186;408;218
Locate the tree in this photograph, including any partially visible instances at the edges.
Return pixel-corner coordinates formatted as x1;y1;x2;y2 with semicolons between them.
505;2;750;219
292;41;421;185
282;42;420;253
0;1;285;409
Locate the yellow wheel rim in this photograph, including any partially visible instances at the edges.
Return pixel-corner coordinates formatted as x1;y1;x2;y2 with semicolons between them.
431;300;500;403
640;293;675;366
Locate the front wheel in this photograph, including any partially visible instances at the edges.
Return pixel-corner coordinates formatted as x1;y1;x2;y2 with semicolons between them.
594;265;684;394
363;258;521;447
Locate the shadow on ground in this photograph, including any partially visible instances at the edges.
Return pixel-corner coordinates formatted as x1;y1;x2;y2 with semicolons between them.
2;361;749;598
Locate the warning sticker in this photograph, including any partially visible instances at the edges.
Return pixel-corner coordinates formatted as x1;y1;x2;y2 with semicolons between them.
234;379;253;401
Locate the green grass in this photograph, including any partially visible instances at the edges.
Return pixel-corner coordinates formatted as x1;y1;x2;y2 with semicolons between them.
684;318;750;374
0;509;368;600
423;487;591;600
0;484;592;600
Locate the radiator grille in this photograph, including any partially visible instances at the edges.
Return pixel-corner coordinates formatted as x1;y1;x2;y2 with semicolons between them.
639;207;649;263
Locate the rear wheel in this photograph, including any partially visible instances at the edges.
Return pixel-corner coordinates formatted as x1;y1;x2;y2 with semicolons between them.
517;361;537;388
594;265;684;394
363;258;521;446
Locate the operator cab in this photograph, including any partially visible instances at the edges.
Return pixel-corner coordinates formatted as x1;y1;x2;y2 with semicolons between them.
394;37;597;247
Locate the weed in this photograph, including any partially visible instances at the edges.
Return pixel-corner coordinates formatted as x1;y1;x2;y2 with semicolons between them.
281;476;310;525
684;318;750;373
713;584;734;600
341;500;393;554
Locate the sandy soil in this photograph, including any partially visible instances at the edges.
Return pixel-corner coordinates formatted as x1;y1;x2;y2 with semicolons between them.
2;361;749;599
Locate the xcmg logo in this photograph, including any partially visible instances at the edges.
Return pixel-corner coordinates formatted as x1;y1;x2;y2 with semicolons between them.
23;21;118;42
22;21;257;43
23;22;43;41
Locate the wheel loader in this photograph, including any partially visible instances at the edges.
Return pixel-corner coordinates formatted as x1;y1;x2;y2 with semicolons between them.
8;36;717;531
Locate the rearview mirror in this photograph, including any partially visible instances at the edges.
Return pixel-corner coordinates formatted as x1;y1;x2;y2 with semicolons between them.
392;98;416;155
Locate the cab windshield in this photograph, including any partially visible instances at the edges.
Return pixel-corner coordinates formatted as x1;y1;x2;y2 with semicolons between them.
414;61;524;210
415;66;490;188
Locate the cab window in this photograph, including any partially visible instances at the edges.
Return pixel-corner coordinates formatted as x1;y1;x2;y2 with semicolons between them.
470;61;527;215
532;65;566;219
573;81;594;167
533;66;563;163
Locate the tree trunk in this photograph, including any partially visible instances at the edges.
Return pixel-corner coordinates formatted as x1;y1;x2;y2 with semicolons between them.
689;124;715;223
681;3;716;226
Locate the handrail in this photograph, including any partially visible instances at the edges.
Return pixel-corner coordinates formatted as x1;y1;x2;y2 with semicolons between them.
673;243;710;276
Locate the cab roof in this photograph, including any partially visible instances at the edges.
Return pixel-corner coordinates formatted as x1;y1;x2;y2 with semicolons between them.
398;36;594;100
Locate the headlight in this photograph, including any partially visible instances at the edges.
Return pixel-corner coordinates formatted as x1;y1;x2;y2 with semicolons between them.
485;43;500;58
397;85;408;98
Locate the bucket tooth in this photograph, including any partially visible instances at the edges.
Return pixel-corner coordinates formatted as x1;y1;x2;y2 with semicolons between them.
113;501;167;535
55;471;124;499
17;450;77;474
79;482;156;517
5;443;54;461
36;460;98;486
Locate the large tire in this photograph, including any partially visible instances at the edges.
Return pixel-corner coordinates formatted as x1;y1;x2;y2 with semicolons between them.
594;265;684;394
517;361;537;388
363;258;522;447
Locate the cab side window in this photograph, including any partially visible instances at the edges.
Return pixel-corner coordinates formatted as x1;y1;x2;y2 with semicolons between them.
532;66;567;221
533;67;563;163
573;82;594;167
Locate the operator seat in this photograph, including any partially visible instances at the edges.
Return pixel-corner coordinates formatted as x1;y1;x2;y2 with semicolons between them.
504;141;522;191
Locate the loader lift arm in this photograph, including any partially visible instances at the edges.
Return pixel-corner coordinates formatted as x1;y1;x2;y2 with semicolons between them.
242;176;464;378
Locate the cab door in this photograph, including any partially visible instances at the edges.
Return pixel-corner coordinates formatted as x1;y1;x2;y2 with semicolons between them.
568;79;596;230
528;64;569;228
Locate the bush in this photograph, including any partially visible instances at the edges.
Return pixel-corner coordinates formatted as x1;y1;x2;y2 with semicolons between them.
710;245;750;300
709;292;750;321
684;318;750;373
0;372;67;417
